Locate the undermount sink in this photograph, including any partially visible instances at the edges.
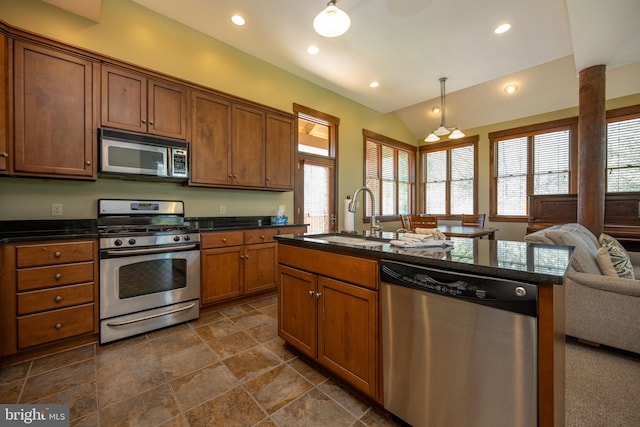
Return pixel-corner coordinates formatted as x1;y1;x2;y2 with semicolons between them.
312;235;386;247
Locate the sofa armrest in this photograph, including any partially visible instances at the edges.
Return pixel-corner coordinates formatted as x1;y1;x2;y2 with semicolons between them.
566;270;640;297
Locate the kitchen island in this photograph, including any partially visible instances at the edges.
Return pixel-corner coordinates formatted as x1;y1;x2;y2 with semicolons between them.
275;232;571;427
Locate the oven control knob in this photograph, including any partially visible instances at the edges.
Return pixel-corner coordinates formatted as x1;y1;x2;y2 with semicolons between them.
183;235;191;241
173;235;180;242
114;239;123;246
128;238;136;245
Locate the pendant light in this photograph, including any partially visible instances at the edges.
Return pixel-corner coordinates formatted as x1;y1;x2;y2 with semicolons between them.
313;1;351;38
424;77;465;142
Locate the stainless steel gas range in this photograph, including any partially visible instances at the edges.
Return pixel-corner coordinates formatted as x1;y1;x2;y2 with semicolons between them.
98;199;200;344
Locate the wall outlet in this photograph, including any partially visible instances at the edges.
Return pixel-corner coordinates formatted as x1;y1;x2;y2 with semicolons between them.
219;205;226;214
51;203;63;216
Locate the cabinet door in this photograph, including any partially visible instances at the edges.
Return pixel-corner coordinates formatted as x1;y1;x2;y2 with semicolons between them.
14;41;96;178
189;90;232;186
265;113;295;190
0;33;7;172
201;246;243;305
148;78;187;139
317;276;378;398
244;242;277;295
101;65;147;133
232;104;265;187
278;265;317;358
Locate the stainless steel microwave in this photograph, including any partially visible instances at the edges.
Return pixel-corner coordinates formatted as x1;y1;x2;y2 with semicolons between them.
99;128;188;179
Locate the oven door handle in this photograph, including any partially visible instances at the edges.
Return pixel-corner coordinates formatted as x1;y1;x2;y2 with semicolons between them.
104;244;198;256
105;302;197;327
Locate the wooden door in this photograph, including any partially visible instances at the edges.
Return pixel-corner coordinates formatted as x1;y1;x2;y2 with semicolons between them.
13;41;96;178
189;90;232;186
101;65;146;133
148;78;187;139
0;33;7;172
244;242;277;295
201;246;243;305
265;113;295;190
232;103;265;187
317;276;378;398
278;265;316;358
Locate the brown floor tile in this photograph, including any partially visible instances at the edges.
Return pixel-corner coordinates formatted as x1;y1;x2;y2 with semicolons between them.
205;331;259;360
244;364;312;414
360;407;403;426
0;361;31;385
20;359;95;403
159;415;188;426
263;337;296;362
30;344;95;376
219;304;255;318
271;388;356;427
34;381;97;422
158;343;218;381
223;346;282;383
195;319;241;341
171;362;239;411
145;323;192;341
188;310;224;328
70;411;98;427
149;329;203;358
96;333;148;355
259;304;278;318
185;386;266;427
245;322;278;343
288;358;328;385
0;380;23;403
229;310;275;331
248;295;277;309
317;378;371;418
99;384;180;427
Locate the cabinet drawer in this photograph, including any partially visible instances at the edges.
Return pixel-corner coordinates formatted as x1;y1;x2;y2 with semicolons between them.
201;231;244;248
244;229;278;244
17;241;94;267
17;262;94;291
18;304;94;349
17;283;94;315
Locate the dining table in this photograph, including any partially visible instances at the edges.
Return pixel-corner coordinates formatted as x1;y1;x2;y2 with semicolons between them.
438;224;498;240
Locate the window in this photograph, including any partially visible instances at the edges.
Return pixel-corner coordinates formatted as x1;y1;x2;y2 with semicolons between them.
489;118;578;220
419;136;478;218
606;105;640;192
363;130;415;220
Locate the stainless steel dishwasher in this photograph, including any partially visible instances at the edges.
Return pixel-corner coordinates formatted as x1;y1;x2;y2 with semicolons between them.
381;260;538;427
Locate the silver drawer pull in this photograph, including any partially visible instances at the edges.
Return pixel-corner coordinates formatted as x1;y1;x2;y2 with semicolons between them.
222;238;227;243
315;292;322;299
55;296;62;302
54;323;62;329
261;235;265;239
308;290;315;297
106;303;196;326
0;152;8;157
55;273;62;280
54;251;61;258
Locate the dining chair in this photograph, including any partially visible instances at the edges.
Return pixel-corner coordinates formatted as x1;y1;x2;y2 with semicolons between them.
409;215;438;229
399;215;411;231
461;213;486;227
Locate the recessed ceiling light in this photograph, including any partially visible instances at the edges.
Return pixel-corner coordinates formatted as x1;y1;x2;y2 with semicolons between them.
504;83;519;94
307;45;319;55
494;23;511;34
432;106;441;114
370;81;379;88
231;15;245;26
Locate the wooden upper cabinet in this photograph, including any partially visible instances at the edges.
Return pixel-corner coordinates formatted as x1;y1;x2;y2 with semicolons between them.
232;103;266;187
266;113;295;190
189;90;232;186
101;65;187;140
0;33;7;172
13;40;97;178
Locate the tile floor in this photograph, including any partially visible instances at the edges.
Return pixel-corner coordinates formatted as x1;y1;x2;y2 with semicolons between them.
0;295;399;426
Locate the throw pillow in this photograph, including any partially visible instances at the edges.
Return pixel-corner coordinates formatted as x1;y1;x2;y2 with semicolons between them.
595;245;619;277
598;233;635;279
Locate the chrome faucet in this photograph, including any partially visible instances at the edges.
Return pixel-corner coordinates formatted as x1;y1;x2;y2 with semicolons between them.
348;186;382;237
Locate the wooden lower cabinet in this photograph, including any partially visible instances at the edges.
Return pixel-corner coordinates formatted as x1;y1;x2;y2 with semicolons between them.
278;263;379;399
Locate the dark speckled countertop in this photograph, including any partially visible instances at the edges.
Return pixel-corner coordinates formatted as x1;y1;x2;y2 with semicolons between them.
275;232;573;285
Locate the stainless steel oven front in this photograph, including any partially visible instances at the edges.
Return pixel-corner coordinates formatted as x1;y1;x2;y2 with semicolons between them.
99;241;200;343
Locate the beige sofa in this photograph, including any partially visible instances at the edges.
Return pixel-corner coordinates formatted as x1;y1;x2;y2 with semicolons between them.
525;223;640;354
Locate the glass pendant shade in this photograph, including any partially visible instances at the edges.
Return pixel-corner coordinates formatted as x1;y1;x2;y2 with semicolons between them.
313;2;351;37
424;133;440;142
449;129;466;139
433;125;451;136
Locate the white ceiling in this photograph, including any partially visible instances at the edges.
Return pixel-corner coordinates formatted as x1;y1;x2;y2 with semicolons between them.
43;0;640;140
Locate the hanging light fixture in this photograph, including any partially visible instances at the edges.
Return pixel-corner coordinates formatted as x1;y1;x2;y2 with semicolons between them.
313;1;351;38
424;77;465;142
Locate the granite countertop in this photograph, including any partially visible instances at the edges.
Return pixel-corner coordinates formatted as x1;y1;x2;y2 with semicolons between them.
275;232;573;285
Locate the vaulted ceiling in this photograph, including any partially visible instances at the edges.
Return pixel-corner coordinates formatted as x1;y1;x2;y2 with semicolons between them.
42;0;640;140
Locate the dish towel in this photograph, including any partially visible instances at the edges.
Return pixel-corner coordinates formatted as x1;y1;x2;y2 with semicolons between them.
390;231;453;248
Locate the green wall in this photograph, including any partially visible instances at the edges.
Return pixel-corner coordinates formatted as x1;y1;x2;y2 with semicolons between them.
0;0;414;227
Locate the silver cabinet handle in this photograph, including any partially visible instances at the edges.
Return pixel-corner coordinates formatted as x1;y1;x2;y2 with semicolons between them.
54;251;61;258
54;323;62;329
142;119;146;124
0;152;8;157
222;238;227;243
86;160;91;166
106;302;196;326
55;295;62;302
315;292;322;299
308;290;314;297
54;273;62;280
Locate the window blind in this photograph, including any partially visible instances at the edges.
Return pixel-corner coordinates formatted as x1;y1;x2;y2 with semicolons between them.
533;130;569;194
607;117;640;192
496;137;527;216
450;145;474;214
